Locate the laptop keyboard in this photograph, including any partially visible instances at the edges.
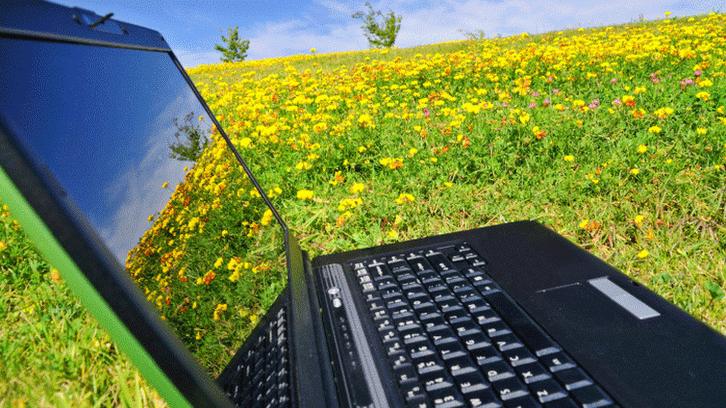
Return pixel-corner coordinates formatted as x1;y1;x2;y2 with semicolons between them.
350;243;615;408
224;306;291;408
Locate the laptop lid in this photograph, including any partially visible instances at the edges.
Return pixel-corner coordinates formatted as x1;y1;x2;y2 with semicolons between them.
0;1;301;406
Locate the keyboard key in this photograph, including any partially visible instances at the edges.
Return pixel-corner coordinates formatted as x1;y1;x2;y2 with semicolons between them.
410;258;435;274
445;354;476;376
402;383;427;405
571;385;613;408
462;387;500;407
480;359;515;382
460;331;490;351
554;368;593;391
479;323;510;341
475;281;500;296
492;377;528;401
425;377;454;393
472;345;501;365
395;364;418;385
455;370;488;391
528;378;567;403
541;352;576;373
493;333;524;351
542;399;578;408
514;362;551;384
426;253;455;272
501;347;536;367
429;386;464;407
437;338;464;356
503;395;539;408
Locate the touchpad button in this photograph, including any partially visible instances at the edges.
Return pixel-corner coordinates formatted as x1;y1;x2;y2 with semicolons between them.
588;277;660;320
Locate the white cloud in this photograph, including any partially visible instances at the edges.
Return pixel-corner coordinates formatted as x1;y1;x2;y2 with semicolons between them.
246;19;366;60
176;49;220;68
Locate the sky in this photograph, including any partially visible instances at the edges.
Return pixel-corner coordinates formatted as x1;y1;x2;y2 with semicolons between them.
57;0;724;67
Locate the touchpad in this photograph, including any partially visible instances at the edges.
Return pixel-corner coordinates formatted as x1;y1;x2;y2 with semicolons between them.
588;277;660;320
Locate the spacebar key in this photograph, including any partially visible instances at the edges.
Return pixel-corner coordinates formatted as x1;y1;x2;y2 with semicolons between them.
483;292;560;356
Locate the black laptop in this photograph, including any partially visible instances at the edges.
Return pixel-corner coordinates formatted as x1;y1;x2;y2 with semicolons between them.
1;2;724;407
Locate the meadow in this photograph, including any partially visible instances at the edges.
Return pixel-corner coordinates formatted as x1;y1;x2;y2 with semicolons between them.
1;12;724;406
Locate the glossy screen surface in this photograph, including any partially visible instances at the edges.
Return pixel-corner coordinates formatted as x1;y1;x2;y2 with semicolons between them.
0;37;286;376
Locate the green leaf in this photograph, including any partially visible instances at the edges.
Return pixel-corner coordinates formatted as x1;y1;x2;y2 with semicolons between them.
704;281;724;301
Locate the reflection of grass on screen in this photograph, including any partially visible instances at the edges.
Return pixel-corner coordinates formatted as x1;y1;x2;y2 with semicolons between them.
126;136;287;375
1;13;725;406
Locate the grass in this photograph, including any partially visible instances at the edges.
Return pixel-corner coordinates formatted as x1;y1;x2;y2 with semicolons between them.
1;13;724;406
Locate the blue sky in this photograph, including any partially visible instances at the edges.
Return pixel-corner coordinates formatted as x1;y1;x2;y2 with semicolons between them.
57;0;723;67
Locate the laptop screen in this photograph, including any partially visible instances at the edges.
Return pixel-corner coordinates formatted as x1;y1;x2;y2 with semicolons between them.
0;37;287;376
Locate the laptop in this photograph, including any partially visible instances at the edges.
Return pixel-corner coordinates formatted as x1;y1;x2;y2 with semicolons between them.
1;2;724;407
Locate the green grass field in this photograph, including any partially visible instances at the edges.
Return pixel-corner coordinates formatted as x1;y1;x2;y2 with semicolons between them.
1;13;724;407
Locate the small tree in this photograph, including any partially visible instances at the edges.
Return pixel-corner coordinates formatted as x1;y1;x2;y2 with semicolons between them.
352;2;401;48
169;112;210;162
214;26;250;62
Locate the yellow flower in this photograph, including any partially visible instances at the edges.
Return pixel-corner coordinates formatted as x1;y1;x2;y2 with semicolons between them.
349;183;366;194
195;331;203;341
518;112;531;124
357;113;375;128
637;144;648;154
697;79;712;88
636;249;649;259
695;91;710;101
228;270;240;282
49;267;62;283
379;157;404;170
563;155;575;162
578;219;589;229
630;168;640;175
212;303;228;321
309;47;317;53
239;137;252;148
296;189;314;200
634;214;645;227
696;127;707;135
161;181;169;189
337;197;362;212
408;147;418;157
0;240;6;252
260;209;273;226
213;257;223;268
395;193;416;205
386;230;399;240
664;11;672;17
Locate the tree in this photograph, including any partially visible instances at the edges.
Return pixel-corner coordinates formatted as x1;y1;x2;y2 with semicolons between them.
169;112;210;162
214;26;250;62
352;2;401;48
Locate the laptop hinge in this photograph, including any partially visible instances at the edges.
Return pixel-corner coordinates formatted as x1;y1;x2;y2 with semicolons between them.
286;235;339;407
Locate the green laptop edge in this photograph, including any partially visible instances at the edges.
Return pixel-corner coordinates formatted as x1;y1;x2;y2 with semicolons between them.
0;167;191;408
